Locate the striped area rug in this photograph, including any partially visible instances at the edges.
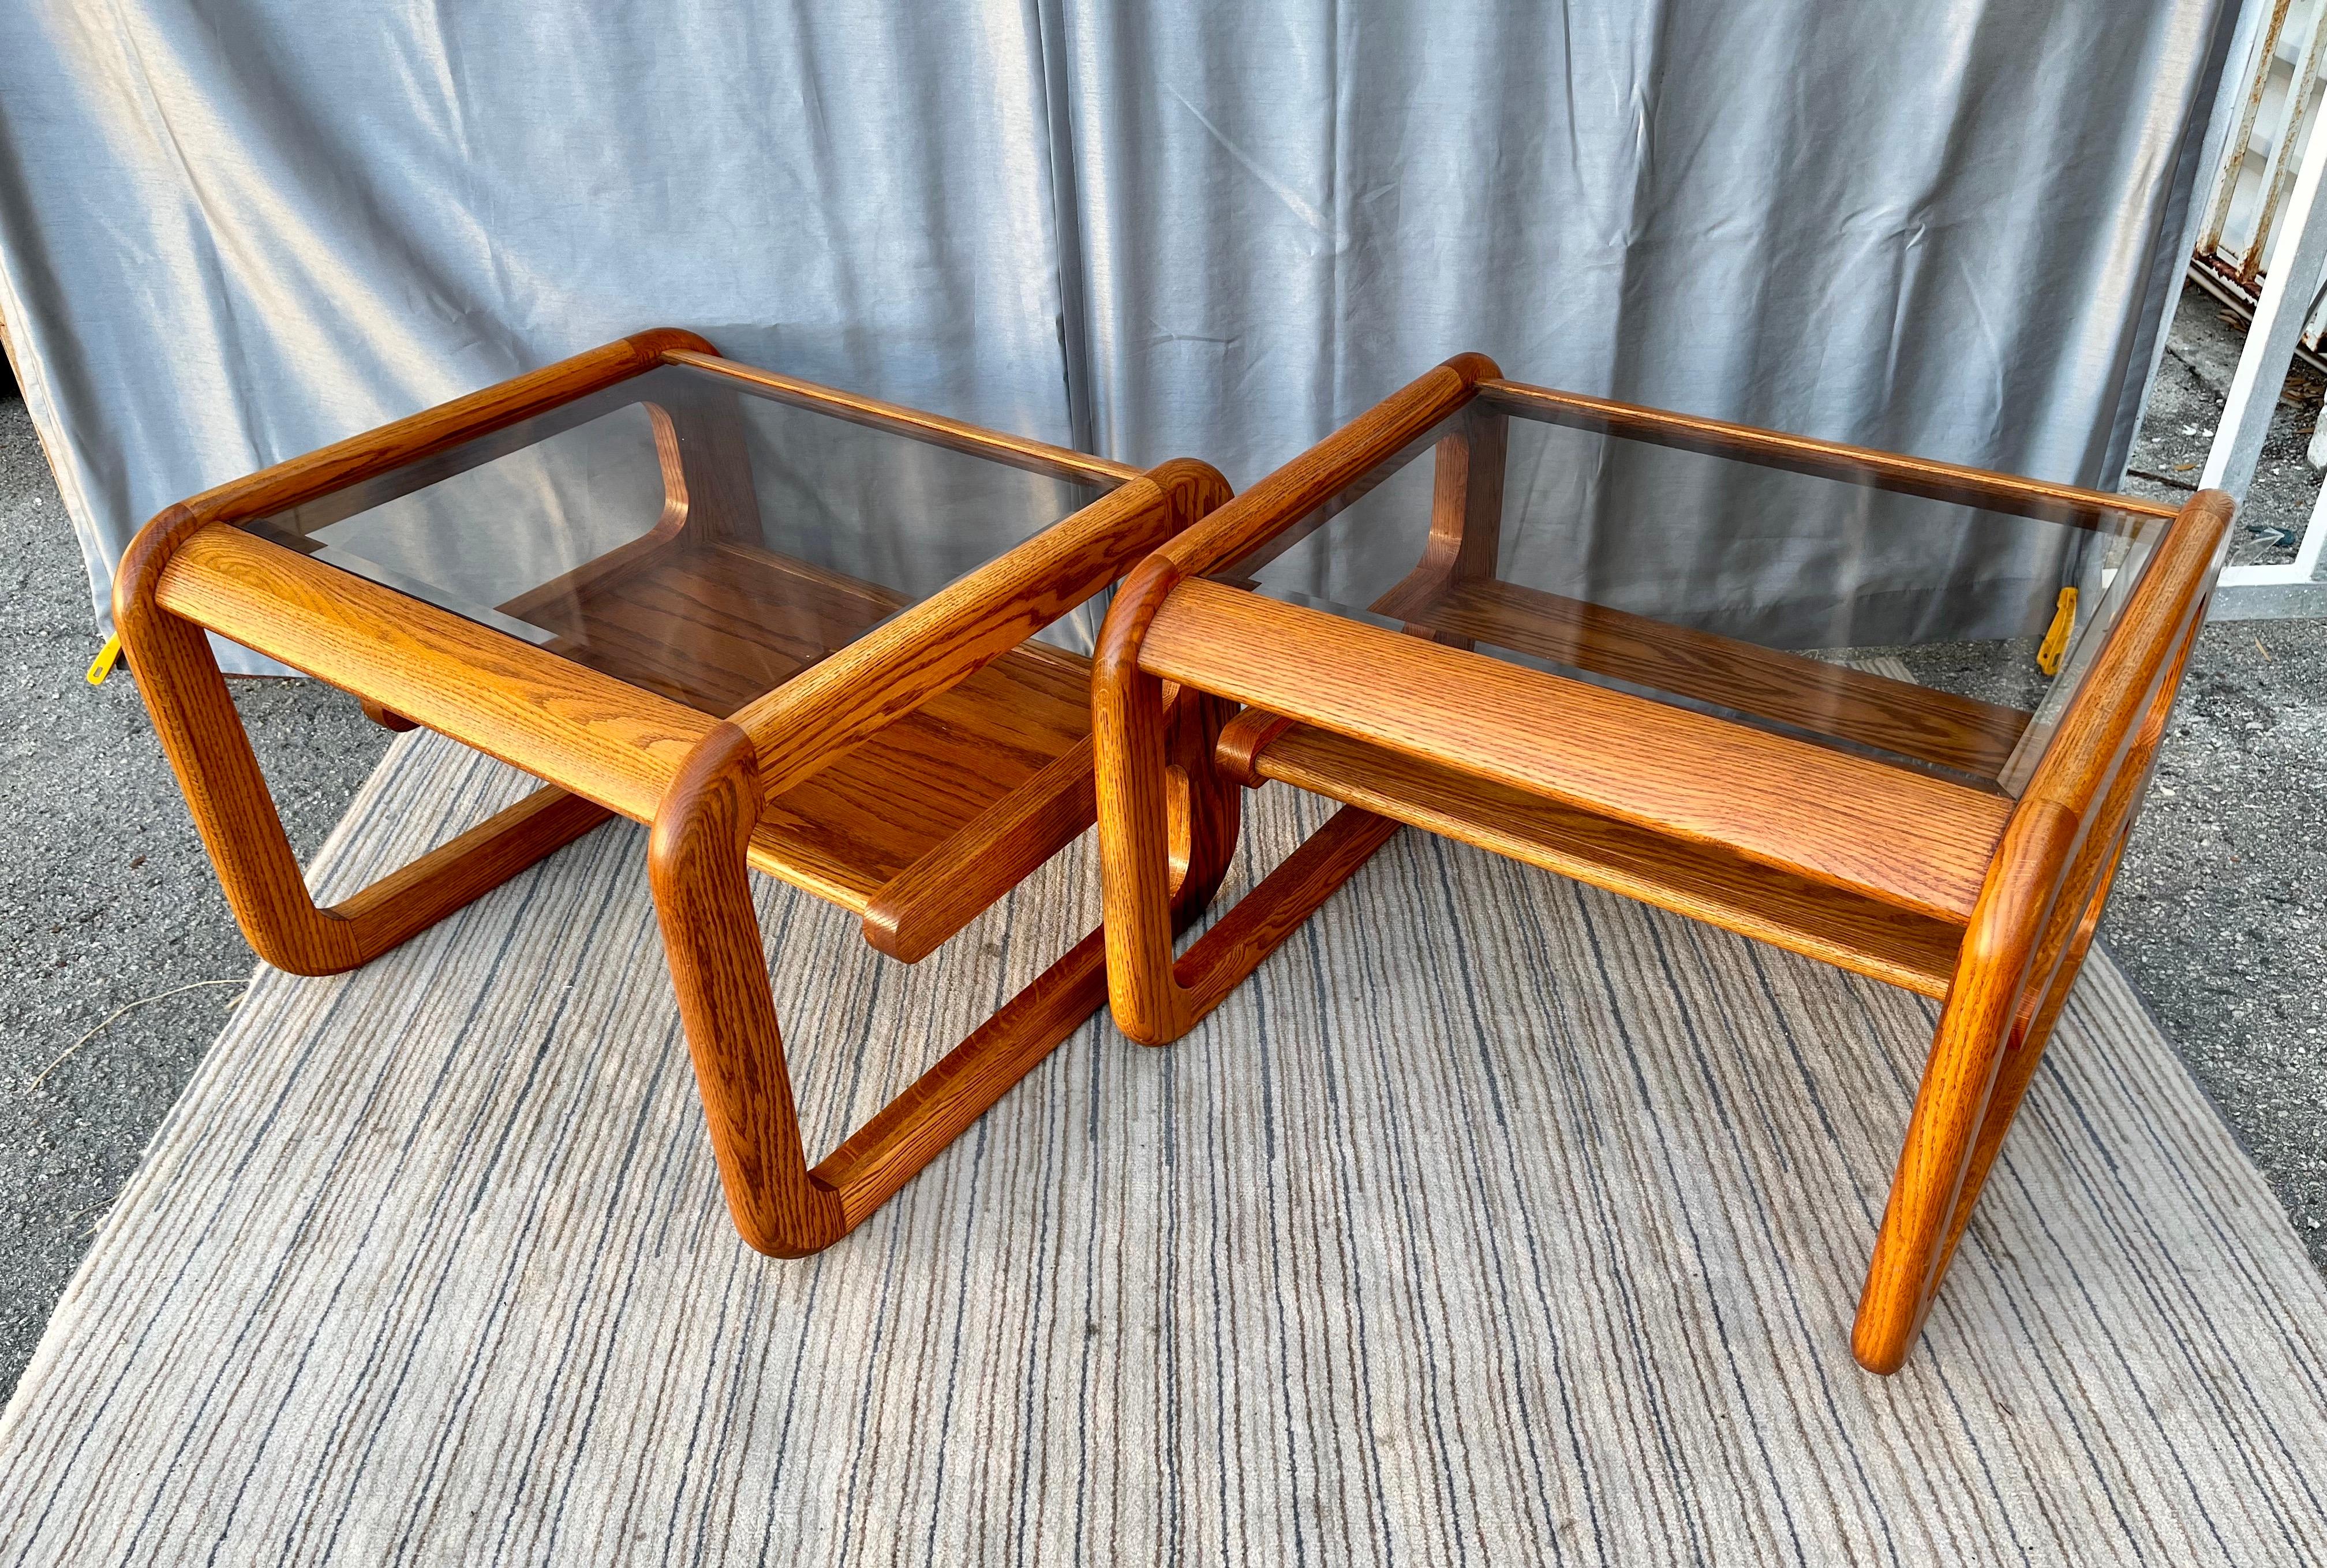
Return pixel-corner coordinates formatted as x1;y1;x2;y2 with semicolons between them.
3;729;2325;1566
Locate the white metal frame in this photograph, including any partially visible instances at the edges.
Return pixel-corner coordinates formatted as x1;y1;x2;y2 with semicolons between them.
2193;0;2327;613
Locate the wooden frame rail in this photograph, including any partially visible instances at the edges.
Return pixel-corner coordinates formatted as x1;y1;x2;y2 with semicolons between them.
155;525;714;824
734;459;1226;799
663;350;1140;489
1394;576;2034;784
1477;380;2179;531
1138;577;2010;919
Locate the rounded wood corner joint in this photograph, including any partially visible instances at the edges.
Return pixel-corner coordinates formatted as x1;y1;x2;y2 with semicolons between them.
650;720;764;869
635;325;722;362
111;503;204;631
360;698;420;734
1095;553;1189;687
1148;457;1234;526
2186;486;2238;533
858;903;910;963
1215;705;1296;788
1443;351;1503;388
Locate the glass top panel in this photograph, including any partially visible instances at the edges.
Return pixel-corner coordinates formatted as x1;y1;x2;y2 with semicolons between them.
241;363;1113;716
1213;394;2174;796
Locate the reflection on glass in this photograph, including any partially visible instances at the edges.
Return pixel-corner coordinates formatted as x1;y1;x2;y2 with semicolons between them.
242;365;1109;716
1215;398;2168;796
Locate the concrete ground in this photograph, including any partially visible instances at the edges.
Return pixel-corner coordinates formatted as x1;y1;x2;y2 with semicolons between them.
2;284;2324;1405
0;398;391;1400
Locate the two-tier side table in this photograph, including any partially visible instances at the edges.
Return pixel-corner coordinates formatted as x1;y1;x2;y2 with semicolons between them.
1090;353;2229;1373
118;329;1231;1257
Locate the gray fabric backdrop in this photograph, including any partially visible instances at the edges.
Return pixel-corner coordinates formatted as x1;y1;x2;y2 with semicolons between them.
0;1;2236;673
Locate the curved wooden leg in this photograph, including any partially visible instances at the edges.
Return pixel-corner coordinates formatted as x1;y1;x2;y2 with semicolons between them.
121;597;611;976
1853;930;2041;1373
1095;642;1394;1046
1925;830;2129;1294
653;721;1179;1255
1855;611;2197;1374
1853;804;2131;1375
650;725;845;1255
1094;651;1195;1041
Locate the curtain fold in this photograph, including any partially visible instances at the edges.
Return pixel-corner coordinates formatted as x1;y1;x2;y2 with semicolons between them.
1042;0;2238;644
0;0;2235;667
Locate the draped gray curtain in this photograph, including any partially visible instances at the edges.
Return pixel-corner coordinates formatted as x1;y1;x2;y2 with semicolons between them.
0;0;2234;672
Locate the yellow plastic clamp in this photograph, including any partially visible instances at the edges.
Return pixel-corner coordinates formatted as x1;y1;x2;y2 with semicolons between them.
2035;586;2077;678
85;633;124;686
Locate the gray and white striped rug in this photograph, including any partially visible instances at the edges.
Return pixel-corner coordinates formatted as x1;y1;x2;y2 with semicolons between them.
4;728;2326;1566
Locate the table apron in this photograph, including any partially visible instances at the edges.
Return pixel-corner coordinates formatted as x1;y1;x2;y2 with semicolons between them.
154;525;718;826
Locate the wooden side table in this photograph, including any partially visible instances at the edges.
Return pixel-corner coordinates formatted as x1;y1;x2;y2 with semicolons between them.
1091;353;2230;1373
117;330;1232;1256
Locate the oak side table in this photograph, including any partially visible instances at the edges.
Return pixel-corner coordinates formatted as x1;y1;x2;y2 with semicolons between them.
117;329;1230;1256
1091;353;2230;1374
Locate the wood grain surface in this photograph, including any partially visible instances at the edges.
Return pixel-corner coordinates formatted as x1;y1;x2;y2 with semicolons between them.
730;470;1192;800
1139;577;2010;922
1408;576;2031;784
174;329;710;537
649;723;846;1256
155;525;716;826
1245;721;1965;998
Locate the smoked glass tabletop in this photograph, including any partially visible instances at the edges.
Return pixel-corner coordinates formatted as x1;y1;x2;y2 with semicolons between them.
238;362;1113;717
1213;391;2176;797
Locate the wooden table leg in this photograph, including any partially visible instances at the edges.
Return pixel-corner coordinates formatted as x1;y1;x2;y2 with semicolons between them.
1925;826;2129;1295
651;720;1190;1253
118;589;611;978
650;724;845;1254
1849;800;2076;1375
1095;594;1395;1043
1853;610;2199;1374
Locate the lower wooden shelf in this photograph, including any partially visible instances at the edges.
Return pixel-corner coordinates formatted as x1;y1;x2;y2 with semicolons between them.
1243;720;1968;1000
519;535;1095;937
